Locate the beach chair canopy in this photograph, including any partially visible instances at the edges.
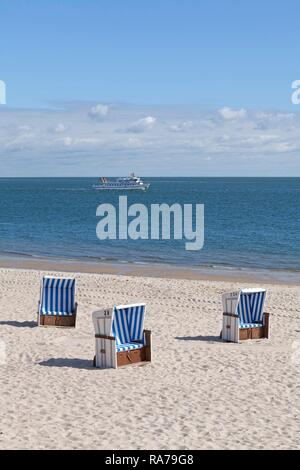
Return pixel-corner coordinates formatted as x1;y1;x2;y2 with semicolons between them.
112;304;146;352
223;288;266;328
39;277;76;315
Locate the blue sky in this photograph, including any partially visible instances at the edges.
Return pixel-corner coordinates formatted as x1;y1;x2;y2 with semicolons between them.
1;0;300;109
0;0;300;175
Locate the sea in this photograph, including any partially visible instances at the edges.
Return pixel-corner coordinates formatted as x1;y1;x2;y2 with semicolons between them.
0;177;299;276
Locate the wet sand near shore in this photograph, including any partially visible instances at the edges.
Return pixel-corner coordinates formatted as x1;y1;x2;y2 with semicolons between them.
0;254;299;285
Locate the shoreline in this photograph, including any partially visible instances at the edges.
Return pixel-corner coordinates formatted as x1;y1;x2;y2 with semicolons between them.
0;253;299;285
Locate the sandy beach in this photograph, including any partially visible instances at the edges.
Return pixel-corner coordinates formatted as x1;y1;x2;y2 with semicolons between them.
0;264;299;450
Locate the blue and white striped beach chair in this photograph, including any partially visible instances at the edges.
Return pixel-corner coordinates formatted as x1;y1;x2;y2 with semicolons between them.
92;303;151;368
222;288;269;342
38;276;77;327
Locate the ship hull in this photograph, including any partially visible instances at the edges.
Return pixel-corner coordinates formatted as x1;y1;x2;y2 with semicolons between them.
93;184;150;191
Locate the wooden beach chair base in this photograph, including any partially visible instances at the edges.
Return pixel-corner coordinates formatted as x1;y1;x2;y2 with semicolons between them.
239;323;269;341
38;302;77;328
222;312;269;343
118;332;152;367
93;329;152;368
39;314;76;328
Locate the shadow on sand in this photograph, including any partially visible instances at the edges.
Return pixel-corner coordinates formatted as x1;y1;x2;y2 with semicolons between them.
0;320;37;328
175;335;222;343
38;357;94;370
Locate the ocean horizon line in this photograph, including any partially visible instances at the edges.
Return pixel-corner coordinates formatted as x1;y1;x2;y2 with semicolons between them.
1;176;300;179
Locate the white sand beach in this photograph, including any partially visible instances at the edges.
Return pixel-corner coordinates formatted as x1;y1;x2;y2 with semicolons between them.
0;266;300;450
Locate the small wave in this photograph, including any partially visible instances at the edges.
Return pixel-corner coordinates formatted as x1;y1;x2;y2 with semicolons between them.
54;188;91;192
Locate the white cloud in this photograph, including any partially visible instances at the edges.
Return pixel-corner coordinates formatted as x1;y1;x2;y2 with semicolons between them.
62;136;73;147
218;107;247;121
169;121;194;132
254;111;295;130
58;136;101;148
88;103;110;121
52;123;67;133
126;116;156;133
256;111;294;121
18;125;31;132
0;103;299;176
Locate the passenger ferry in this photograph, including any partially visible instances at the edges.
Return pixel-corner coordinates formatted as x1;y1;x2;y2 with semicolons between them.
93;173;150;191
